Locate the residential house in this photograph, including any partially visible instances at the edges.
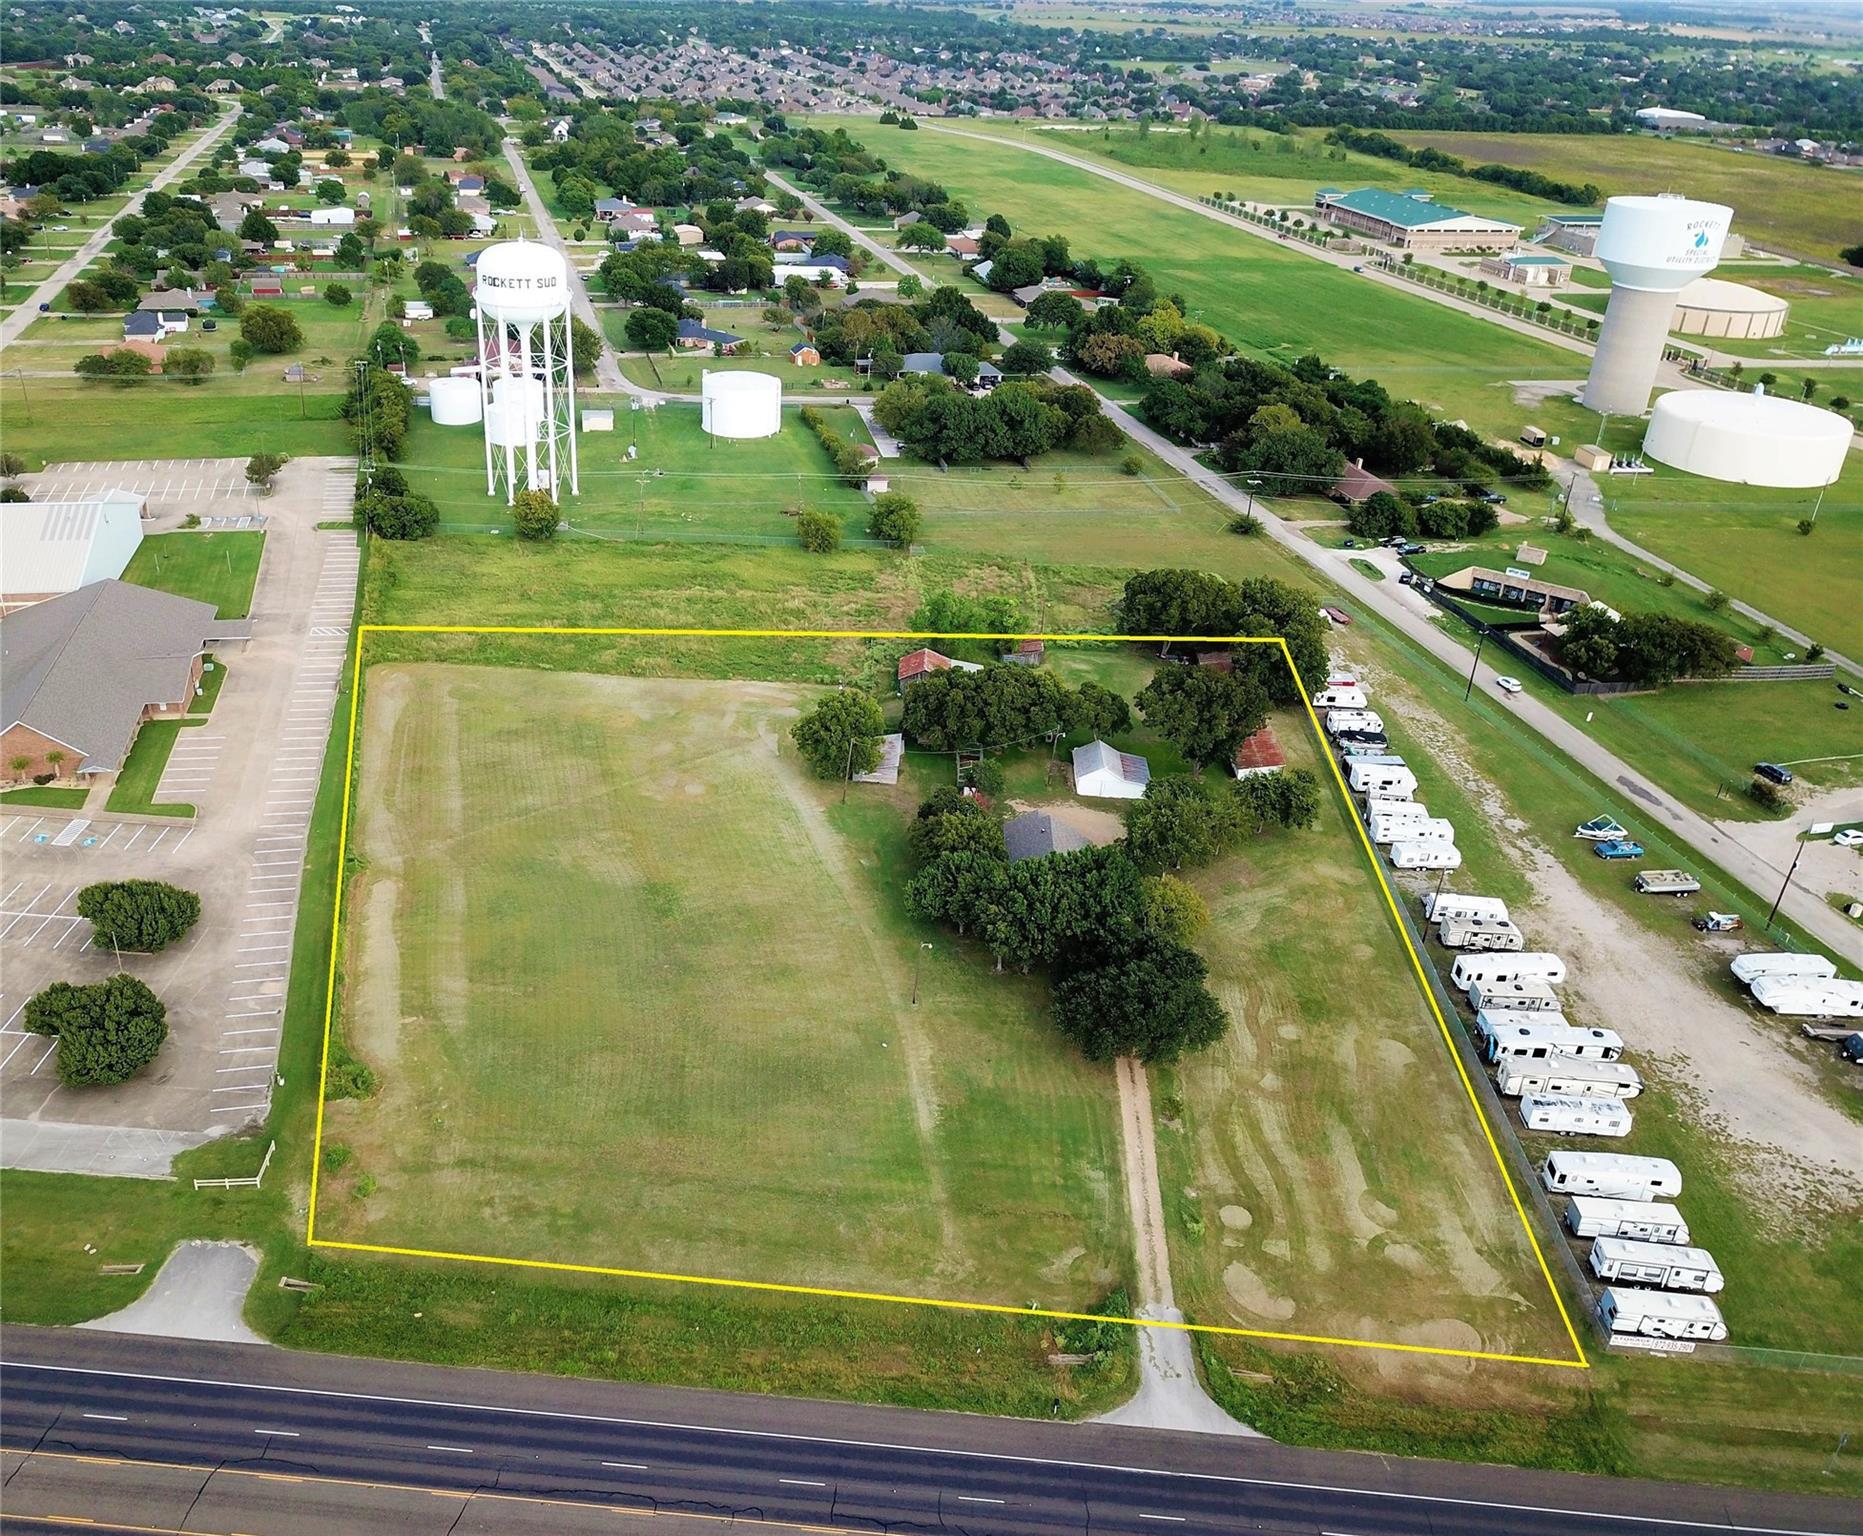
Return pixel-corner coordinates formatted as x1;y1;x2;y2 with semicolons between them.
789;341;821;366
1333;459;1398;504
675;318;744;352
895;648;981;691
1003;810;1092;862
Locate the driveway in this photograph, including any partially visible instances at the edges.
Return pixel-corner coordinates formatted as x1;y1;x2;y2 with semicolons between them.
0;458;360;1176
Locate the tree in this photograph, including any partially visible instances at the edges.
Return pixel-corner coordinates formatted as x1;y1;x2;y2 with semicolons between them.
76;880;201;953
164;347;215;384
1123;776;1236;872
245;452;288;493
1348;489;1414;540
897;273;923;299
357;487;439;539
1800;376;1818;402
0;452;23;478
1231;767;1323;833
1000;339;1054;376
316;178;345;205
1025;290;1084;329
366;321;420;370
238;209;278;244
1073;681;1132;738
1136;665;1270;768
909;793;1007;865
796;506;842;553
625;305;678;352
25;974;168;1087
898;221;947;253
323;281;353;307
512;489;560;541
867;491;922;548
569;315;604;379
1143;874;1209;945
1052;939;1228;1063
791;690;885;779
240;304;303;354
228;338;255;373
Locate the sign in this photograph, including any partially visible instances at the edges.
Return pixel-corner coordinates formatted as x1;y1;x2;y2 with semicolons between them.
1610;1335;1696;1354
1504;566;1533;581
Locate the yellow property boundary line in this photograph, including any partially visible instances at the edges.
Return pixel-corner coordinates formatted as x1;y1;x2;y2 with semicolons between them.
307;625;1590;1372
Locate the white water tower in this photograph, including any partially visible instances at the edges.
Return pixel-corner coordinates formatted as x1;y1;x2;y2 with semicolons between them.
473;240;578;503
1581;195;1732;416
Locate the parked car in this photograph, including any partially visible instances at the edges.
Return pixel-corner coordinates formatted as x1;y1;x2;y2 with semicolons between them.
202;319;217;331
1595;840;1647;860
1754;762;1794;785
1494;676;1523;694
1398;542;1426;555
1398;571;1414;586
1481;492;1507;505
1692;912;1743;932
1834;829;1863;849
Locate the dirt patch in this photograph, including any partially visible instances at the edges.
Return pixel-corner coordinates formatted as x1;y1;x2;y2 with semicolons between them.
1009;798;1127;847
1221;1259;1297;1321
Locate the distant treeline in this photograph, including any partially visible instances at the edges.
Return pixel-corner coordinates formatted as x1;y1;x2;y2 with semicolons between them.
1326;127;1601;207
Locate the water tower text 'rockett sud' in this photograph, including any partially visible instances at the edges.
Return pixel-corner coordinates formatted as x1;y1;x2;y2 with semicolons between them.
473;240;580;504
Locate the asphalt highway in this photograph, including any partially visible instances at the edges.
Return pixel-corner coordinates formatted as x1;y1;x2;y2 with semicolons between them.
2;1328;1857;1536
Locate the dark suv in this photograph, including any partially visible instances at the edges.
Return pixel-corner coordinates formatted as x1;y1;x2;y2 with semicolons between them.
1754;762;1794;785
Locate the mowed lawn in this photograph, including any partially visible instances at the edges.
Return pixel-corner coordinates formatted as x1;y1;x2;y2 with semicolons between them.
121;531;265;619
801;116;1583;444
320;663;1129;1308
1153;713;1578;1373
1392;132;1861;264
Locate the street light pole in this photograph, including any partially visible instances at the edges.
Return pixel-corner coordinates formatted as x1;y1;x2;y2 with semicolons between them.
1766;834;1808;929
1462;631;1487;702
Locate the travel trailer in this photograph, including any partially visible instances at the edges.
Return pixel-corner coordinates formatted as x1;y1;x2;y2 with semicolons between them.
1437;916;1524;952
1481;1020;1623;1064
1311;686;1368;710
1494;1052;1642;1100
1468;977;1563;1013
1450;952;1567;990
1424;892;1510;926
1596;1287;1726;1341
1730;952;1837;986
1563;1197;1688;1245
1325;708;1385;737
1388;840;1461;870
1589;1237;1722;1293
1365;797;1427;826
1347;761;1418;798
1542;1151;1682;1202
1749;976;1863;1018
1519;1093;1633;1137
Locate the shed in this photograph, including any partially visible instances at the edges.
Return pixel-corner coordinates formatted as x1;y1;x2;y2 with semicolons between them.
1231;726;1285;778
1072;739;1149;800
581;408;615;432
851;733;904;786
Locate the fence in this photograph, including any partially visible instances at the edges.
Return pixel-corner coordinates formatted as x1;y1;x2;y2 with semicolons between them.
193;1139;275;1191
1416;584;1645;696
1369;257;1601;344
1707;663;1837;683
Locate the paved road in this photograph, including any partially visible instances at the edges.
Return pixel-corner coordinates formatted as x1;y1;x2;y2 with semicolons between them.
779;182;1862;962
500;138;630;393
0;106;241;350
4;1328;1856;1536
428;50;444;99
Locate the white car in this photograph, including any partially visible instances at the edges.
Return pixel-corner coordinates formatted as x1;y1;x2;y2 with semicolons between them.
1834;829;1863;849
1494;676;1523;694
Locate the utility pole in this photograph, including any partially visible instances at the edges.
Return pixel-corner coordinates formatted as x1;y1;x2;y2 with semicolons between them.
1766;833;1807;929
1462;631;1487;702
14;368;30;422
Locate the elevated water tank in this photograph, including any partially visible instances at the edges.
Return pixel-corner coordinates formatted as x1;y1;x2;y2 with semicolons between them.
473;240;570;326
1644;390;1850;489
701;370;781;439
428;374;482;427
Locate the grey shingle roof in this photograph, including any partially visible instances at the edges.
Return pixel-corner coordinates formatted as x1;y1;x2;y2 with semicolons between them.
1004;809;1092;863
1;580;248;772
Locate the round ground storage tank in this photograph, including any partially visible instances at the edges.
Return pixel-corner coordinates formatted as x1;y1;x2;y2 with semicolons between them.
701;370;781;439
428;374;482;426
1670;277;1789;341
1643;390;1851;489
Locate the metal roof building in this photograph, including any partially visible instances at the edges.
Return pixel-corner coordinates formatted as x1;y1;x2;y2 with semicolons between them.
1315;188;1519;252
1;491;147;612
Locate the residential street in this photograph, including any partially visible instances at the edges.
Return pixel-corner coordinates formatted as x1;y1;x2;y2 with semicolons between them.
0;105;242;351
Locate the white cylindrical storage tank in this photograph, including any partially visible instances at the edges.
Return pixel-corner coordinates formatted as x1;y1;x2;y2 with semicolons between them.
701;369;781;439
1584;194;1734;416
429;374;483;426
473;240;570;324
483;402;527;449
1643;390;1851;489
1670;277;1789;341
491;374;545;438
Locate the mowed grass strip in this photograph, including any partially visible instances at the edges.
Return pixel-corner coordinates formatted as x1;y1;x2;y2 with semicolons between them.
800;115;1583;444
121;531;265;619
1153;712;1577;1370
320;663;1128;1309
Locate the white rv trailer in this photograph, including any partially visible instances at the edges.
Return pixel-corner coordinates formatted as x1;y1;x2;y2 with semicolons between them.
1564;1197;1688;1245
1542;1150;1682;1202
1477;1005;1570;1034
1450;951;1567;990
1729;952;1837;986
1423;892;1510;926
1482;1021;1624;1064
1388;840;1461;870
1495;1052;1642;1100
1366;811;1423;845
1325;708;1385;737
1748;975;1863;1018
1519;1093;1633;1138
1365;796;1427;825
1589;1237;1722;1293
1468;977;1563;1013
1311;686;1367;711
1347;761;1418;798
1596;1287;1726;1342
1437;916;1524;952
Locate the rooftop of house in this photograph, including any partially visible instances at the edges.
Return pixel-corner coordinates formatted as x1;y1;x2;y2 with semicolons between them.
1004;809;1092;863
676;318;743;345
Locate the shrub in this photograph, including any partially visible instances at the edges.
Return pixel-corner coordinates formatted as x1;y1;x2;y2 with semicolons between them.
324;281;352;307
1703;588;1730;612
796;506;842;553
1227;512;1262;536
76;880;201;952
512;489;560;541
1121;452;1144;476
1746;776;1786;811
867;490;922;547
245;452;288;492
1797;518;1816;537
799;404;875;487
358;487;439;539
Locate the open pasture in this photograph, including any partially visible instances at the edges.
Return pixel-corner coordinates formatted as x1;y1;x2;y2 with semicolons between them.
316;662;1130;1308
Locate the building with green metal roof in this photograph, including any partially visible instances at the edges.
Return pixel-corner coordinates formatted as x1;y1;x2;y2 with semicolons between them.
1314;188;1520;251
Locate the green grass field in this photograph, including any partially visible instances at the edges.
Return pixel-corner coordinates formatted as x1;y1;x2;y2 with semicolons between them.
1392;133;1861;264
319;663;1130;1308
121;531;265;619
800;117;1583;446
105;718;198;817
0;388;350;468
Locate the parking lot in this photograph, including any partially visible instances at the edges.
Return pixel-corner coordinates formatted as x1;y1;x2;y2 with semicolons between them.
0;458;358;1176
24;458;266;527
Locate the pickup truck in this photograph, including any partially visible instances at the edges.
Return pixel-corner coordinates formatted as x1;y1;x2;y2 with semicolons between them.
1595;839;1646;860
1692;912;1743;932
1634;869;1701;896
